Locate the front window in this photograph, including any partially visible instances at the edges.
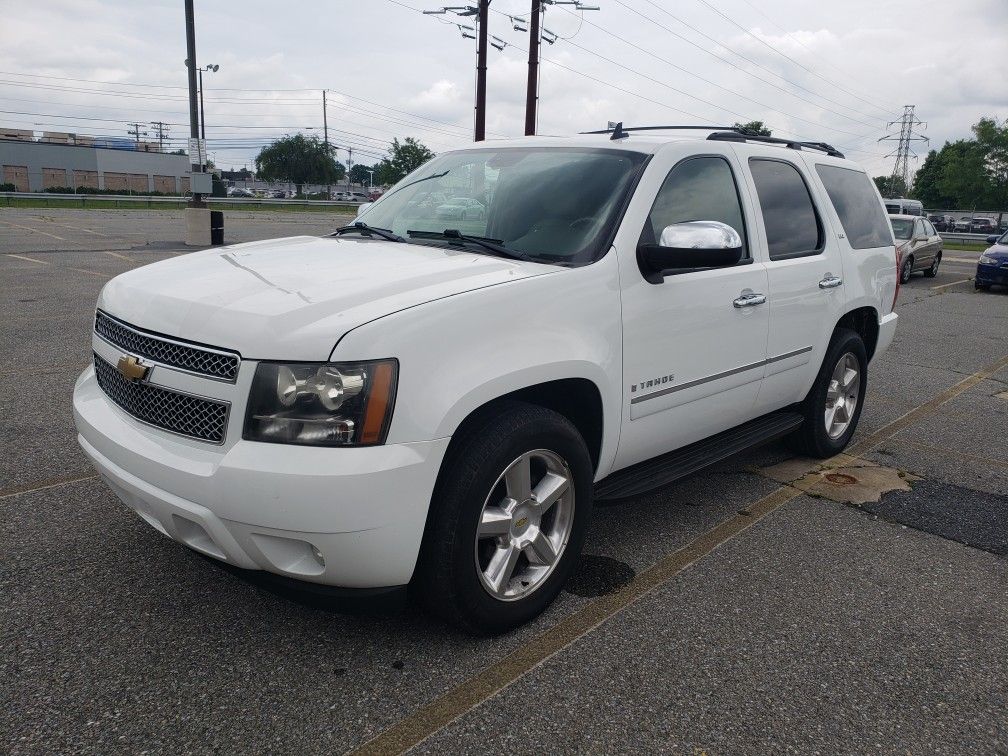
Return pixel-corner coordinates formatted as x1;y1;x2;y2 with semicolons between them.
890;218;913;240
357;147;648;265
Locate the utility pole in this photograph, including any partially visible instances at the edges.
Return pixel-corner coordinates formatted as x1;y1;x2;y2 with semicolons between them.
127;122;147;147
150;121;169;152
879;105;927;198
184;0;202;202
474;0;489;141
524;1;541;136
323;90;331;198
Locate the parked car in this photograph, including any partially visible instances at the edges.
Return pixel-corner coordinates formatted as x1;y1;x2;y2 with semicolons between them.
435;196;486;221
976;231;1008;290
369;191;384;201
891;215;942;282
73;129;899;633
351;191;370;202
926;213;953;232
953;217;973;232
970;217;997;234
228;187;254;198
270;190;287;199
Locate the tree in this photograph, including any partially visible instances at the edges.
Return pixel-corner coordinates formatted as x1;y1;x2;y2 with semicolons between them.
734;121;771;136
909;150;950;207
936;140;989;211
874;175;907;198
254;133;345;195
373;137;435;186
349;163;373;186
973;116;1008;210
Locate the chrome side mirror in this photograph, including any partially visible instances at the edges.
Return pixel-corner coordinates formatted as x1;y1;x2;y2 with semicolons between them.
638;221;744;283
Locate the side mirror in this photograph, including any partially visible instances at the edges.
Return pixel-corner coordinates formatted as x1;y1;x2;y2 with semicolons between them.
987;235;999;244
356;202;372;218
637;221;743;283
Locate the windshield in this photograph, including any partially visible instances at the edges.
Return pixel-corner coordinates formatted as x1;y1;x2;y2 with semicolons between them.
890;218;914;239
356;146;648;265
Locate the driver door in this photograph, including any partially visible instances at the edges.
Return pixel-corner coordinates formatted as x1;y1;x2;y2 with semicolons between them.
614;150;769;471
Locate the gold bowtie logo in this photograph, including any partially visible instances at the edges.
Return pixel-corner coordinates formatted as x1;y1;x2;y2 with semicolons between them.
117;355;150;382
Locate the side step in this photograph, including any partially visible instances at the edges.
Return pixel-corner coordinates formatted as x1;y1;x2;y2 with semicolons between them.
594;411;804;500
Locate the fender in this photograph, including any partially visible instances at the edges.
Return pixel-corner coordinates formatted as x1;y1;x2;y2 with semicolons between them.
332;252;625;479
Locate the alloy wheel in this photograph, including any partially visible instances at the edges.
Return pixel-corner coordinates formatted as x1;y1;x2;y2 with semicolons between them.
825;352;860;440
474;449;575;601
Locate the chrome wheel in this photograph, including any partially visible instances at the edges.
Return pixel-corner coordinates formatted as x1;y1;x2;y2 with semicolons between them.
825;352;860;439
474;449;575;602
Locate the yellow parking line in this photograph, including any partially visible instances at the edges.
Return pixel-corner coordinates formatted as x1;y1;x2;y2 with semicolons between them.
930;278;970;291
6;253;49;265
0;219;67;241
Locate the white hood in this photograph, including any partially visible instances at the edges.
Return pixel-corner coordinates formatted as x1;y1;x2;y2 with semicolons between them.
99;235;554;360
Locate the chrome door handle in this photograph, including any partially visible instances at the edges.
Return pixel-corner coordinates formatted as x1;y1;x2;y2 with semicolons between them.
733;292;767;308
819;275;843;289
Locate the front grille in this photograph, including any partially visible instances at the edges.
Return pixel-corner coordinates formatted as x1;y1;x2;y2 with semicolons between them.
94;353;229;444
95;310;240;382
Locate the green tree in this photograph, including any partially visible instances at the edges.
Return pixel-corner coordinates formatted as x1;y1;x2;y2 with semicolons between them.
936;139;989;210
349;163;373;186
909;150;951;207
973;116;1008;209
373;137;435;186
734;120;771;136
254;133;345;195
873;175;906;197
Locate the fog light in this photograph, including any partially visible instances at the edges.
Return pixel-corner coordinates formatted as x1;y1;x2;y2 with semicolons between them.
311;544;325;566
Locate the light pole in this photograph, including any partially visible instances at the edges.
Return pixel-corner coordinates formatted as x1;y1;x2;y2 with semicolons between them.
198;63;219;168
367;169;374;193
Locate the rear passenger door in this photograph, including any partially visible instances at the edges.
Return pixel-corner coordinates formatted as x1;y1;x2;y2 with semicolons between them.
738;153;848;413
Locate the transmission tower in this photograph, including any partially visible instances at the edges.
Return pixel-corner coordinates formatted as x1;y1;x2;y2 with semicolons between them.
878;105;927;197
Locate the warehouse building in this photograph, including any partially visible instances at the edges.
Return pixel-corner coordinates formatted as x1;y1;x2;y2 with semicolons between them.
0;134;191;193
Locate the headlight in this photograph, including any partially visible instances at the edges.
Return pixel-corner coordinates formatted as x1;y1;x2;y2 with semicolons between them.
979;255;997;265
244;359;397;446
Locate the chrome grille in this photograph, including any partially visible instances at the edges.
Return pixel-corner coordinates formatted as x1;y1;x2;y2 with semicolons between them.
93;353;229;444
95;310;240;382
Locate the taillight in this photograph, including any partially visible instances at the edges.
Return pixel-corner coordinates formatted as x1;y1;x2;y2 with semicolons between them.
892;244;901;311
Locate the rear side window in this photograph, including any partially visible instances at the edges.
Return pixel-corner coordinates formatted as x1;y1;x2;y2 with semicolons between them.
816;164;893;249
749;158;823;260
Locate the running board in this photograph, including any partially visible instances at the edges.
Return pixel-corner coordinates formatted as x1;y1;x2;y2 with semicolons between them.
594;411;804;500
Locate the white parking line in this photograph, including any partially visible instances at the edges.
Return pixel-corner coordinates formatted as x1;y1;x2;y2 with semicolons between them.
930;278;971;291
6;253;49;265
0;219;68;241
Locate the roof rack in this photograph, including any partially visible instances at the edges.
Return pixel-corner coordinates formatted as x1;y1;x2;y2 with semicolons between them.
580;123;845;159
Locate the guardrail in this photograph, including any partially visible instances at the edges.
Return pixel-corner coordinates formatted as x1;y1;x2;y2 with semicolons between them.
939;231;998;244
0;191;362;209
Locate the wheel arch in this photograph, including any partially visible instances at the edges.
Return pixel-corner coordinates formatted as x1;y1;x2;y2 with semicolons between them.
835;306;880;362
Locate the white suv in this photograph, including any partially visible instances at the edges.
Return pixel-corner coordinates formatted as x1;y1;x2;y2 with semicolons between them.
73;126;899;633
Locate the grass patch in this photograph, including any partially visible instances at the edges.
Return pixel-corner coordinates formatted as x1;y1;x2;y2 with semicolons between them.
943;242;987;252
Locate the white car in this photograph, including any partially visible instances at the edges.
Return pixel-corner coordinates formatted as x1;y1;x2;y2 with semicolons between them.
73;127;899;633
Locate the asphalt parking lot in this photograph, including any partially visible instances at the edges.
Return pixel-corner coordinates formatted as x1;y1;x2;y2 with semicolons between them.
2;208;1006;755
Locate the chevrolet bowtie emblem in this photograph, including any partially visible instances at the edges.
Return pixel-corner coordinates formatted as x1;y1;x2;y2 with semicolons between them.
116;355;150;382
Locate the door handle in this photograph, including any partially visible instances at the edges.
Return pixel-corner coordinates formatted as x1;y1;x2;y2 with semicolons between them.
733;291;767;308
819;275;843;289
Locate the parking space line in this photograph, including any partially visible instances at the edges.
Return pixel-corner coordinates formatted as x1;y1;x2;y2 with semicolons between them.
67;267;107;278
0;219;68;241
6;253;49;265
930;278;971;291
102;251;133;262
0;473;98;501
351;350;1008;756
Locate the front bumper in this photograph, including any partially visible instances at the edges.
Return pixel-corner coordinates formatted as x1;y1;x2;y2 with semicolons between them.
976;263;1008;286
73;365;449;588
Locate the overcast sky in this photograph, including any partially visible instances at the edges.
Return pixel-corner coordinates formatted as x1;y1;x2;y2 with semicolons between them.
1;0;1006;179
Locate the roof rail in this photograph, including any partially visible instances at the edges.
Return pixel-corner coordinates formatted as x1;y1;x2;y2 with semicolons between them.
579;123;845;158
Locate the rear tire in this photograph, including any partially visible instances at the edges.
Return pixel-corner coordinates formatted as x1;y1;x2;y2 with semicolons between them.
900;256;914;284
415;401;593;635
923;252;941;278
789;328;868;458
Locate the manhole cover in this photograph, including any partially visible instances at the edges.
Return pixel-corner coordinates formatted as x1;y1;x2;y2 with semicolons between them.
825;472;858;485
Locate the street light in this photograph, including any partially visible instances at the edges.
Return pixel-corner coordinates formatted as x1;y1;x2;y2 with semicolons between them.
197;63;219;155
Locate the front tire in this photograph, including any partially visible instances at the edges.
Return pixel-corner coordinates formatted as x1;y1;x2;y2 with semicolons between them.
789;328;868;458
415;401;593;634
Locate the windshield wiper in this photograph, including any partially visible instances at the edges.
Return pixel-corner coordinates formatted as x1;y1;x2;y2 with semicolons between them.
334;222;405;243
407;229;526;260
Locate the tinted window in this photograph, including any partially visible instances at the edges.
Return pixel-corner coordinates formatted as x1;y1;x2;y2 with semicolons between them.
644;156;747;259
749;159;822;260
815;164;893;249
